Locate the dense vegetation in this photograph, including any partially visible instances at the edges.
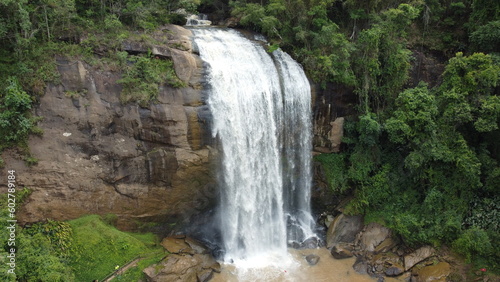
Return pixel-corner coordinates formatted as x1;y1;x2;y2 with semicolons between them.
221;0;499;273
0;0;498;279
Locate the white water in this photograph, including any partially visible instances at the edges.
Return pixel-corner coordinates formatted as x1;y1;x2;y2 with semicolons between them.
186;14;212;26
192;28;314;265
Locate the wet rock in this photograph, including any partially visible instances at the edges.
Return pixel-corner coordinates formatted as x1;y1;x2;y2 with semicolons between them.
300;237;320;249
288;241;302;249
197;269;213;282
370;252;402;273
305;254;320;265
353;257;369;275
385;265;405;277
326;213;364;248
404;246;435;271
331;243;354;259
185;237;209;254
414;262;451;282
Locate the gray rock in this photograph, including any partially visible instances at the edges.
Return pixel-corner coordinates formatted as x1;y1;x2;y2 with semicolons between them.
357;223;392;253
197;269;213;282
300;237;320;249
305;254;320;265
326;214;364;248
404;246;435;271
331;243;354;259
385;265;405;276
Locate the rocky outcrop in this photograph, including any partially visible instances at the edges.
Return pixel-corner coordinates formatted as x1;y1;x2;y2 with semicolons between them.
144;235;220;282
312;82;356;154
1;25;216;231
326;213;454;281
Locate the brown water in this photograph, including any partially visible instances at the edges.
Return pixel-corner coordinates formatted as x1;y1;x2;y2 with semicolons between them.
212;248;404;282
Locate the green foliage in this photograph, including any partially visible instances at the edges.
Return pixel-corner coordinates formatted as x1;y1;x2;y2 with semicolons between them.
316;52;500;269
438;52;500;132
103;213;119;226
452;227;494;263
470;21;500;53
113;251;165;281
25;220;73;257
0;77;34;149
314;153;349;194
16;233;75;281
118;55;185;105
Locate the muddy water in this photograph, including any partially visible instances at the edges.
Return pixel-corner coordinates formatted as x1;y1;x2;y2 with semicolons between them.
212;248;405;282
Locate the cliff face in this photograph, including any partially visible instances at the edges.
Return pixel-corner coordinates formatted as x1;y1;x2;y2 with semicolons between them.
3;25;216;231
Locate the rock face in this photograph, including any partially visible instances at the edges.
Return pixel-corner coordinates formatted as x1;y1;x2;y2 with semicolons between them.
1;25;216;231
312;82;356;153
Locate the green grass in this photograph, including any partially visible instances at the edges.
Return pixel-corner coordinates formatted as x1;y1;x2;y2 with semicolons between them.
68;215;164;281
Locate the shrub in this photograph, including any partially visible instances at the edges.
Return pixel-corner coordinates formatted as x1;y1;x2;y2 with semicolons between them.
452;227;493;263
0;77;33;148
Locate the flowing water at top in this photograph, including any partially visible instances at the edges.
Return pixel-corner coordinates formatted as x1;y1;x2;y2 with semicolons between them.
192;28;315;266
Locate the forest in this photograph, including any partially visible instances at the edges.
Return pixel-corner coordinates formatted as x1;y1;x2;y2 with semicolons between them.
0;0;499;280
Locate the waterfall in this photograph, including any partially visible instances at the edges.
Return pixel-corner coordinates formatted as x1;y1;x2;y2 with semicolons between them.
192;28;315;263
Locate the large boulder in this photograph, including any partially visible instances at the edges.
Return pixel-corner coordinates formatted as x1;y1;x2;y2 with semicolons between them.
143;253;219;282
404;246;435;271
357;222;392;253
331;243;354;259
326;213;364;248
413;262;451;282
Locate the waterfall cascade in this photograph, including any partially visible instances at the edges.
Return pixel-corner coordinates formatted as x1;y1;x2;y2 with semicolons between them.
192;28;315;264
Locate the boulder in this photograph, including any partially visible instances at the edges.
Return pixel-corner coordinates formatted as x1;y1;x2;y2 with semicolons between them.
385;265;405;277
413;262;451;282
161;236;191;254
300;237;321;249
374;237;399;254
404;246;435;271
353;257;369;275
143;253;219;282
146;236;220;282
331;243;354;259
326;214;364;248
357;223;392;253
305;254;320;265
368;252;404;277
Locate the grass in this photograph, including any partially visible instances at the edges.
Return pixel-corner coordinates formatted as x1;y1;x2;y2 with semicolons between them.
113;250;166;281
67;215;164;281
